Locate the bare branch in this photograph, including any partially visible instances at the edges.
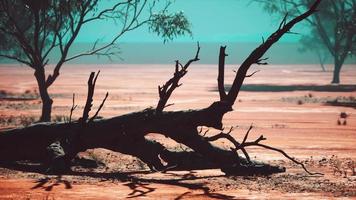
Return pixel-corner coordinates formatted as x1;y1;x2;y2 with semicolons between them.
81;71;100;124
226;0;321;105
0;54;32;67
164;103;175;109
83;1;129;24
69;93;77;123
254;143;324;176
65;0;151;63
218;46;228;101
278;13;289;30
89;92;109;123
256;57;269;65
205;124;323;175
245;70;261;78
205;126;251;162
46;3;91;88
242;124;253;143
156;42;200;113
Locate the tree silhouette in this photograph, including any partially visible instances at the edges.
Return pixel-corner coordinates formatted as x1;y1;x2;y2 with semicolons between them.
253;0;355;83
0;0;191;121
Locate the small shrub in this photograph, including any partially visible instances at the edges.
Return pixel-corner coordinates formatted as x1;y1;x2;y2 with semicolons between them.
337;119;341;125
297;100;304;105
53;115;69;123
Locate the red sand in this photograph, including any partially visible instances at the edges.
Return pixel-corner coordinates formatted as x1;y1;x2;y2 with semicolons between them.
0;64;355;199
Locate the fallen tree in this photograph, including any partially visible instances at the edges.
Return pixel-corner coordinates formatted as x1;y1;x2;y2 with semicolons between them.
0;0;323;175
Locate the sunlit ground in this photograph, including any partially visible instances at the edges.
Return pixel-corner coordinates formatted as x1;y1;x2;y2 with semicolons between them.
0;64;355;199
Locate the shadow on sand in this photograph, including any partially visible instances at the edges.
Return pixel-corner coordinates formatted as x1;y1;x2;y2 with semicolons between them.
68;170;235;200
0;161;236;199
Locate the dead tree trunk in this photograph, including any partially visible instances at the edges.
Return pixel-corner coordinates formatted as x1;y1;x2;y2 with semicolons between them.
0;0;322;175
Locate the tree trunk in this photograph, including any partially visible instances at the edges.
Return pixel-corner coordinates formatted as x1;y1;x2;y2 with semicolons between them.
0;104;284;174
34;67;53;122
331;57;342;84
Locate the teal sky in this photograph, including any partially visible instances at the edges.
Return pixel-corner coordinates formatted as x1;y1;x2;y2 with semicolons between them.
76;0;309;43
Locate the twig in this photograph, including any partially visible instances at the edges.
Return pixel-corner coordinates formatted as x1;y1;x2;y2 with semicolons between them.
254;143;324;176
69;93;77;123
89;92;109;123
204;124;323;175
242;124;253;143
256;57;269;65
245;70;261;78
156;42;200;113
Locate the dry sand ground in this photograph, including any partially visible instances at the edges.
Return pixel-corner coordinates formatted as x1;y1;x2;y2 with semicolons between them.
0;64;355;199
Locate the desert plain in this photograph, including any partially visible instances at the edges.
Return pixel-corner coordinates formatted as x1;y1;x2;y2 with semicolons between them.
0;63;355;199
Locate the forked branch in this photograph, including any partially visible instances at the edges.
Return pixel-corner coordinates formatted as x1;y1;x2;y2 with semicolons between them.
225;0;321;105
89;92;109;123
80;71;109;125
205;124;323;175
81;71;100;124
156;42;200;113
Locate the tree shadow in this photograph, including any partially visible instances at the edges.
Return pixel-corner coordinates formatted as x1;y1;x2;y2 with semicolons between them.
31;175;72;191
0;161;45;173
0;160;283;199
124;181;156;198
68;170;235;199
325;101;356;109
0;161;235;199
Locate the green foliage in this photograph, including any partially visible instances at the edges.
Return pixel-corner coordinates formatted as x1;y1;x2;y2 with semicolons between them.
0;0;192;120
0;0;94;64
150;10;192;42
0;0;191;65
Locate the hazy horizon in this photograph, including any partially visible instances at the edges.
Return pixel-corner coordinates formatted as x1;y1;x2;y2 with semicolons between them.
3;42;353;65
0;0;354;65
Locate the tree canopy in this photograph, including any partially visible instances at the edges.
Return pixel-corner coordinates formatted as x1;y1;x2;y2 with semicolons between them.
0;0;192;121
253;0;355;83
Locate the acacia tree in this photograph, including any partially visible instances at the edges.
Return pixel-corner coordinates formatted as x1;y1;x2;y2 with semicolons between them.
0;0;191;121
253;0;355;83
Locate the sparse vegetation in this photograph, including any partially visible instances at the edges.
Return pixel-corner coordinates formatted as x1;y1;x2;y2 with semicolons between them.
297;99;304;105
314;156;356;178
282;95;356;108
0;89;39;100
52;115;70;123
0;114;36;127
